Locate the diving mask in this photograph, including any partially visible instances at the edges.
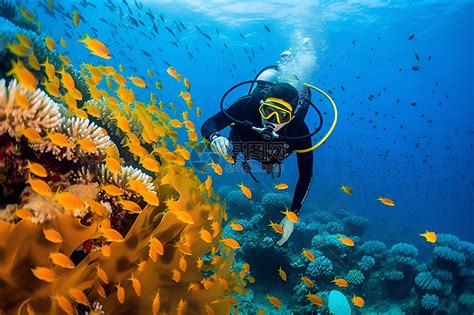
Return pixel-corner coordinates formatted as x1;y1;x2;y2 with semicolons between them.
258;97;293;124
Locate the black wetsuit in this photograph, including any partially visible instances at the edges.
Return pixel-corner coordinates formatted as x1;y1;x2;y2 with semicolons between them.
201;86;313;215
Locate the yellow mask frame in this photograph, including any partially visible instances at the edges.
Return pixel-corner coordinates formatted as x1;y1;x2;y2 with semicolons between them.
258;97;294;124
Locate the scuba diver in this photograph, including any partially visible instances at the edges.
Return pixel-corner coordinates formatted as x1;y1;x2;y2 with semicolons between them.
201;64;316;246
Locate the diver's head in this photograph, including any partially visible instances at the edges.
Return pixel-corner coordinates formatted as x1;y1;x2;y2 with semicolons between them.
259;82;299;132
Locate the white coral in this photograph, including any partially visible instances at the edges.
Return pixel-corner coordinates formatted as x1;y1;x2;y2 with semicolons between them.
0;78;62;137
99;165;156;193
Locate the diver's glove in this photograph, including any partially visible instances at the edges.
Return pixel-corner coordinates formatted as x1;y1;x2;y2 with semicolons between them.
210;134;230;157
277;216;295;246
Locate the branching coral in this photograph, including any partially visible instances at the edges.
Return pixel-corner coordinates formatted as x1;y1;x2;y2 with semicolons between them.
383;270;404;281
0;78;62;137
307;256;334;277
261;192;292;217
346;269;365;285
357;255;375;271
358;240;387;257
421;293;439;310
341;215;369;236
415;271;442;291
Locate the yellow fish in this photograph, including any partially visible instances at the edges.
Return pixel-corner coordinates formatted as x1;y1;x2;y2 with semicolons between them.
301;275;314;287
6;59;37;91
221;237;240;249
31;266;58;282
25;160;47;177
419;230;437;243
274;183;288;190
238;183;252;199
332;277;349;287
6;43;29;57
27;174;51;196
68;288;89;306
72;10;80;27
129;76;147;88
352;294;365;307
337;234;355;246
268;220;284;234
378;197;395;206
20;6;36;23
16;33;32;48
166;66;182;81
45;132;71;148
340;185;353;195
307;293;324;307
183;77;190;91
278;266;287;281
266;295;282;308
78;34;111;59
281;208;298;223
43;227;63;243
44;36;55;51
209;161;222;175
50;252;75;269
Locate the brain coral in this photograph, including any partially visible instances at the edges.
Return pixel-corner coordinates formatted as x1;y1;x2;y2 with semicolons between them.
358;240;387;257
415;271;442;291
307;256;334;277
341;215;369;236
421;294;439;310
357;255;375;271
346;269;365;285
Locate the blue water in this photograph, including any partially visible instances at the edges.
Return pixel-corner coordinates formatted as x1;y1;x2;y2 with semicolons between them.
32;0;473;241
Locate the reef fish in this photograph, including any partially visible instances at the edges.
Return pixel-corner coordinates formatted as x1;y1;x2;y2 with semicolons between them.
281;208;298;223
352;294;365;307
266;295;282;308
337;234;355;246
307;293;324;306
302;248;315;261
238;183;252;199
274;183;288;190
340;185;353;195
332;278;349;287
166;67;182;81
378;197;395;206
419;230;437;243
278;267;287;281
78;34;111;59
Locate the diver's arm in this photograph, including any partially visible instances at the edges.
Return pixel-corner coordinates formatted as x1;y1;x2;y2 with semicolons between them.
200;96;252;141
290;150;313;215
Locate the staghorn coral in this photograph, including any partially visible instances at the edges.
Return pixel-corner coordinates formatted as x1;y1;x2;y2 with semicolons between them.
307;256;334;277
346;269;365;285
358;255;375;271
0;78;62;137
421;293;439;310
415;271;442;291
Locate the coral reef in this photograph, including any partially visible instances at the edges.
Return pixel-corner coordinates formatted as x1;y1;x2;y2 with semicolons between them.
421;293;439;310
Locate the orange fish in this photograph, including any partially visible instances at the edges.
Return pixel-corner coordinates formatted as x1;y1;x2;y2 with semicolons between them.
43;227;63;243
166;67;182;81
340;185;353;195
152;290;161;315
22;127;41;143
31;266;58;282
183;77;190;91
332;278;349;287
149;237;164;255
302;248;315;261
419;230;437;243
101;184;123;197
238;183;252;199
101;227;124;242
337;234;355;247
6;59;37;91
25;160;47;177
274;183;288;190
45;132;71;148
171;269;181;282
266;295;282;308
199;228;213;243
104;157;121;174
301;275;314;287
27;174;52;196
307;293;324;307
52;294;74;315
20;6;36;22
101;244;111;257
50;252;75;269
96;266;109;283
281;208;298;223
229;221;244;231
221;238;240;249
378;197;395;206
78;34;111;59
268;220;284;234
278;267;287;281
68;288;89;306
54;191;85;212
116;283;125;304
352;294;365;307
129;76;147;88
129;274;141;296
209;161;222;175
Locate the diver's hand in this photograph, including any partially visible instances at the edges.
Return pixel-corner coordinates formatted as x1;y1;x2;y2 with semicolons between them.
210;136;230;157
277;216;295;246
